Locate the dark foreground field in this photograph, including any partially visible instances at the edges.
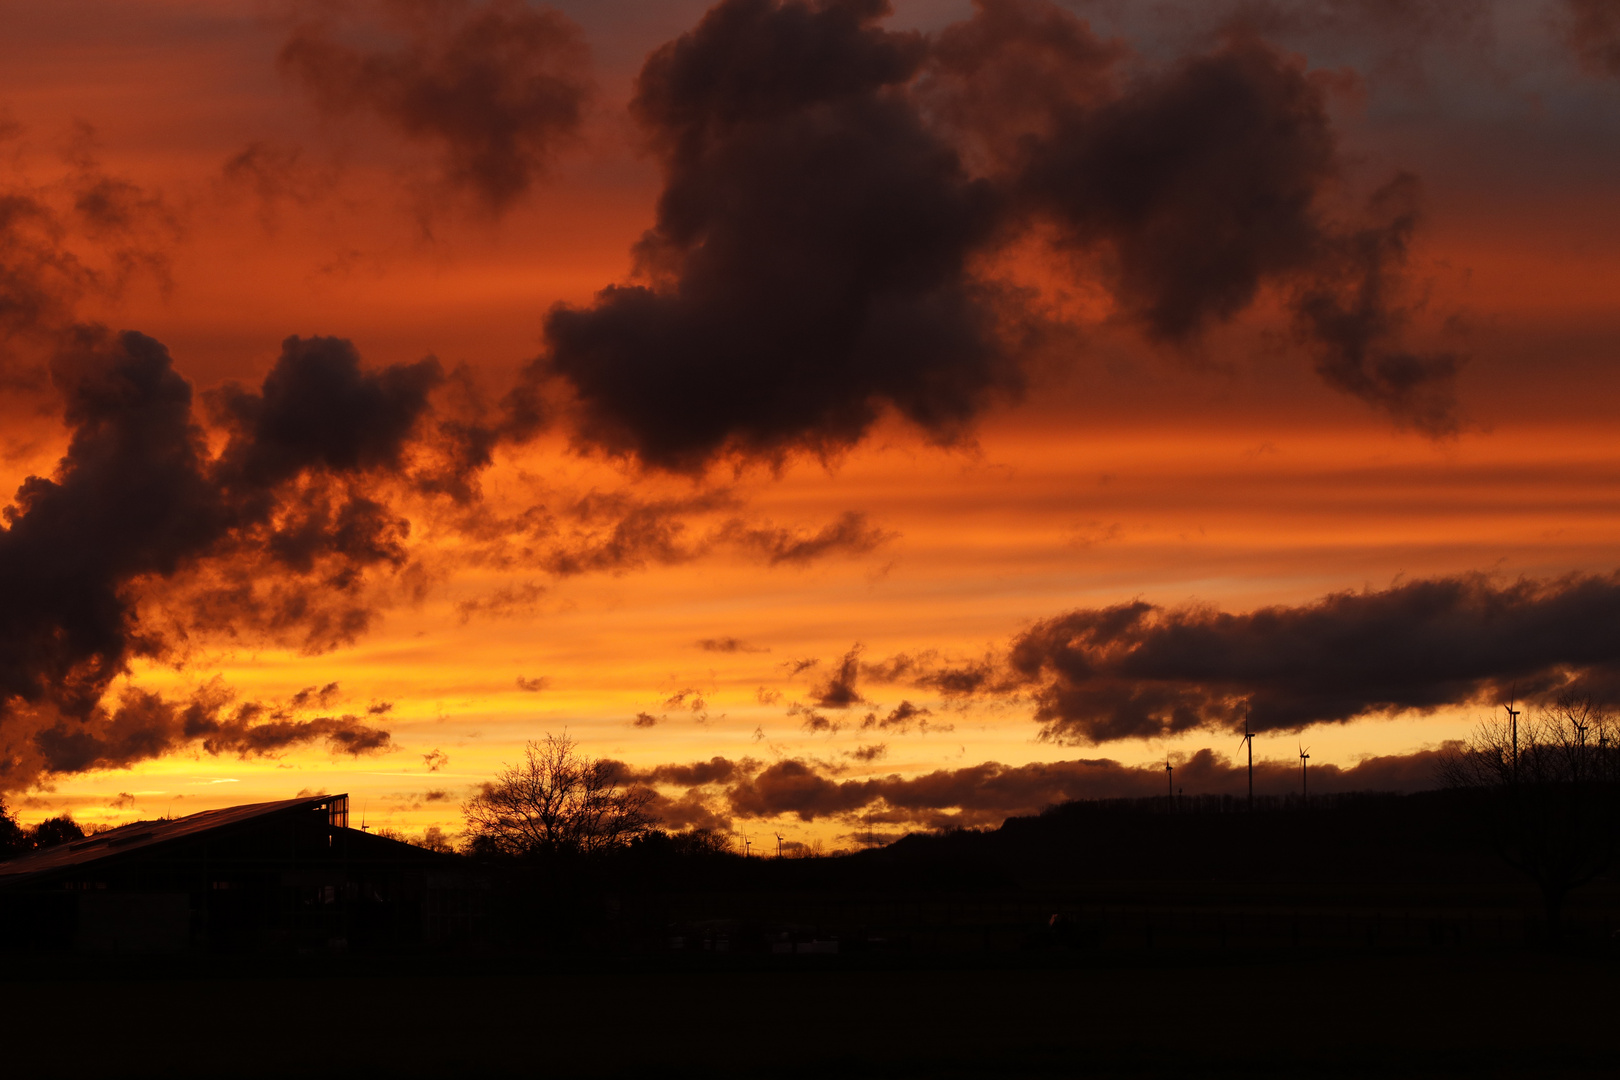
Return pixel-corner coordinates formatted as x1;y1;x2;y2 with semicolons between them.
3;948;1615;1078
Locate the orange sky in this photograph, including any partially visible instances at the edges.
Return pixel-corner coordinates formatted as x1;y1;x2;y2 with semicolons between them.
3;0;1619;849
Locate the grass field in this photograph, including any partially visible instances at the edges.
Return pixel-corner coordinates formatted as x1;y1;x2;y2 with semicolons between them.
3;947;1615;1077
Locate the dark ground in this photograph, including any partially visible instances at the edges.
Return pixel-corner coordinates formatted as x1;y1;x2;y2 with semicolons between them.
3;947;1616;1078
6;792;1617;1076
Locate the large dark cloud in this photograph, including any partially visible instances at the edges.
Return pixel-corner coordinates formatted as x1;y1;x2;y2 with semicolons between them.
543;0;1016;470
0;330;222;717
0;328;438;788
540;0;1461;473
279;0;591;212
1001;572;1620;744
934;5;1460;433
212;335;442;490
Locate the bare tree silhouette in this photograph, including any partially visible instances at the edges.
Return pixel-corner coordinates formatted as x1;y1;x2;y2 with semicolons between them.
464;733;654;857
1439;695;1620;941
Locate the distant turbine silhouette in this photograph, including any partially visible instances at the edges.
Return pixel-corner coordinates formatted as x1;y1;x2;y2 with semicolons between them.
1165;756;1174;811
775;832;784;858
1238;708;1256;811
1504;688;1521;781
1299;743;1311;803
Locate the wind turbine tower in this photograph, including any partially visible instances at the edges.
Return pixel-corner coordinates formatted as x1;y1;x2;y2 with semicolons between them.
1238;710;1256;811
1299;744;1310;803
1165;756;1174;811
1505;699;1521;780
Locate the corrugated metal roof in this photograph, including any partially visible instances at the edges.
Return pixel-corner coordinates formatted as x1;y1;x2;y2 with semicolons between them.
0;794;342;883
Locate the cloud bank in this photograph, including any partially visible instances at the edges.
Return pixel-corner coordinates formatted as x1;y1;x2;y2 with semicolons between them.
540;0;1461;472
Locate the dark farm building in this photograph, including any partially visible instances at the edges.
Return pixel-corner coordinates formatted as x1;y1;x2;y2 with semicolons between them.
0;794;481;952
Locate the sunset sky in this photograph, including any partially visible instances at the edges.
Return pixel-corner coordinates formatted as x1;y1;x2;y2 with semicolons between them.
3;0;1619;849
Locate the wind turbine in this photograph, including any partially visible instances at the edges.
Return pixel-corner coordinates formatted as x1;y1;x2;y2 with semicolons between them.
741;829;751;858
1165;756;1174;811
1238;708;1256;811
1299;743;1310;803
1504;691;1521;781
775;832;783;858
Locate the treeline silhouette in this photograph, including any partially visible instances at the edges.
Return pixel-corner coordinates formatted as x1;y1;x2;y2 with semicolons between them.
0;807;83;857
457;786;1620;959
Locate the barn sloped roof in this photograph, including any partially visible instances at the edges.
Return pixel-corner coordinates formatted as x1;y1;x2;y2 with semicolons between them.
0;793;343;884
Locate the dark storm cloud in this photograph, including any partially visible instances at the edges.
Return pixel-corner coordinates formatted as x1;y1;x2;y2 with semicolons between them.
0;329;222;717
279;0;591;211
935;6;1460;432
213;335;442;488
542;0;1460;471
1002;572;1620;744
543;0;1016;471
0;327;441;787
1566;0;1620;77
992;31;1336;340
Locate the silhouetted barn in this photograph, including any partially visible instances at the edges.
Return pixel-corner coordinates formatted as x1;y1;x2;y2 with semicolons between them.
0;794;482;953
